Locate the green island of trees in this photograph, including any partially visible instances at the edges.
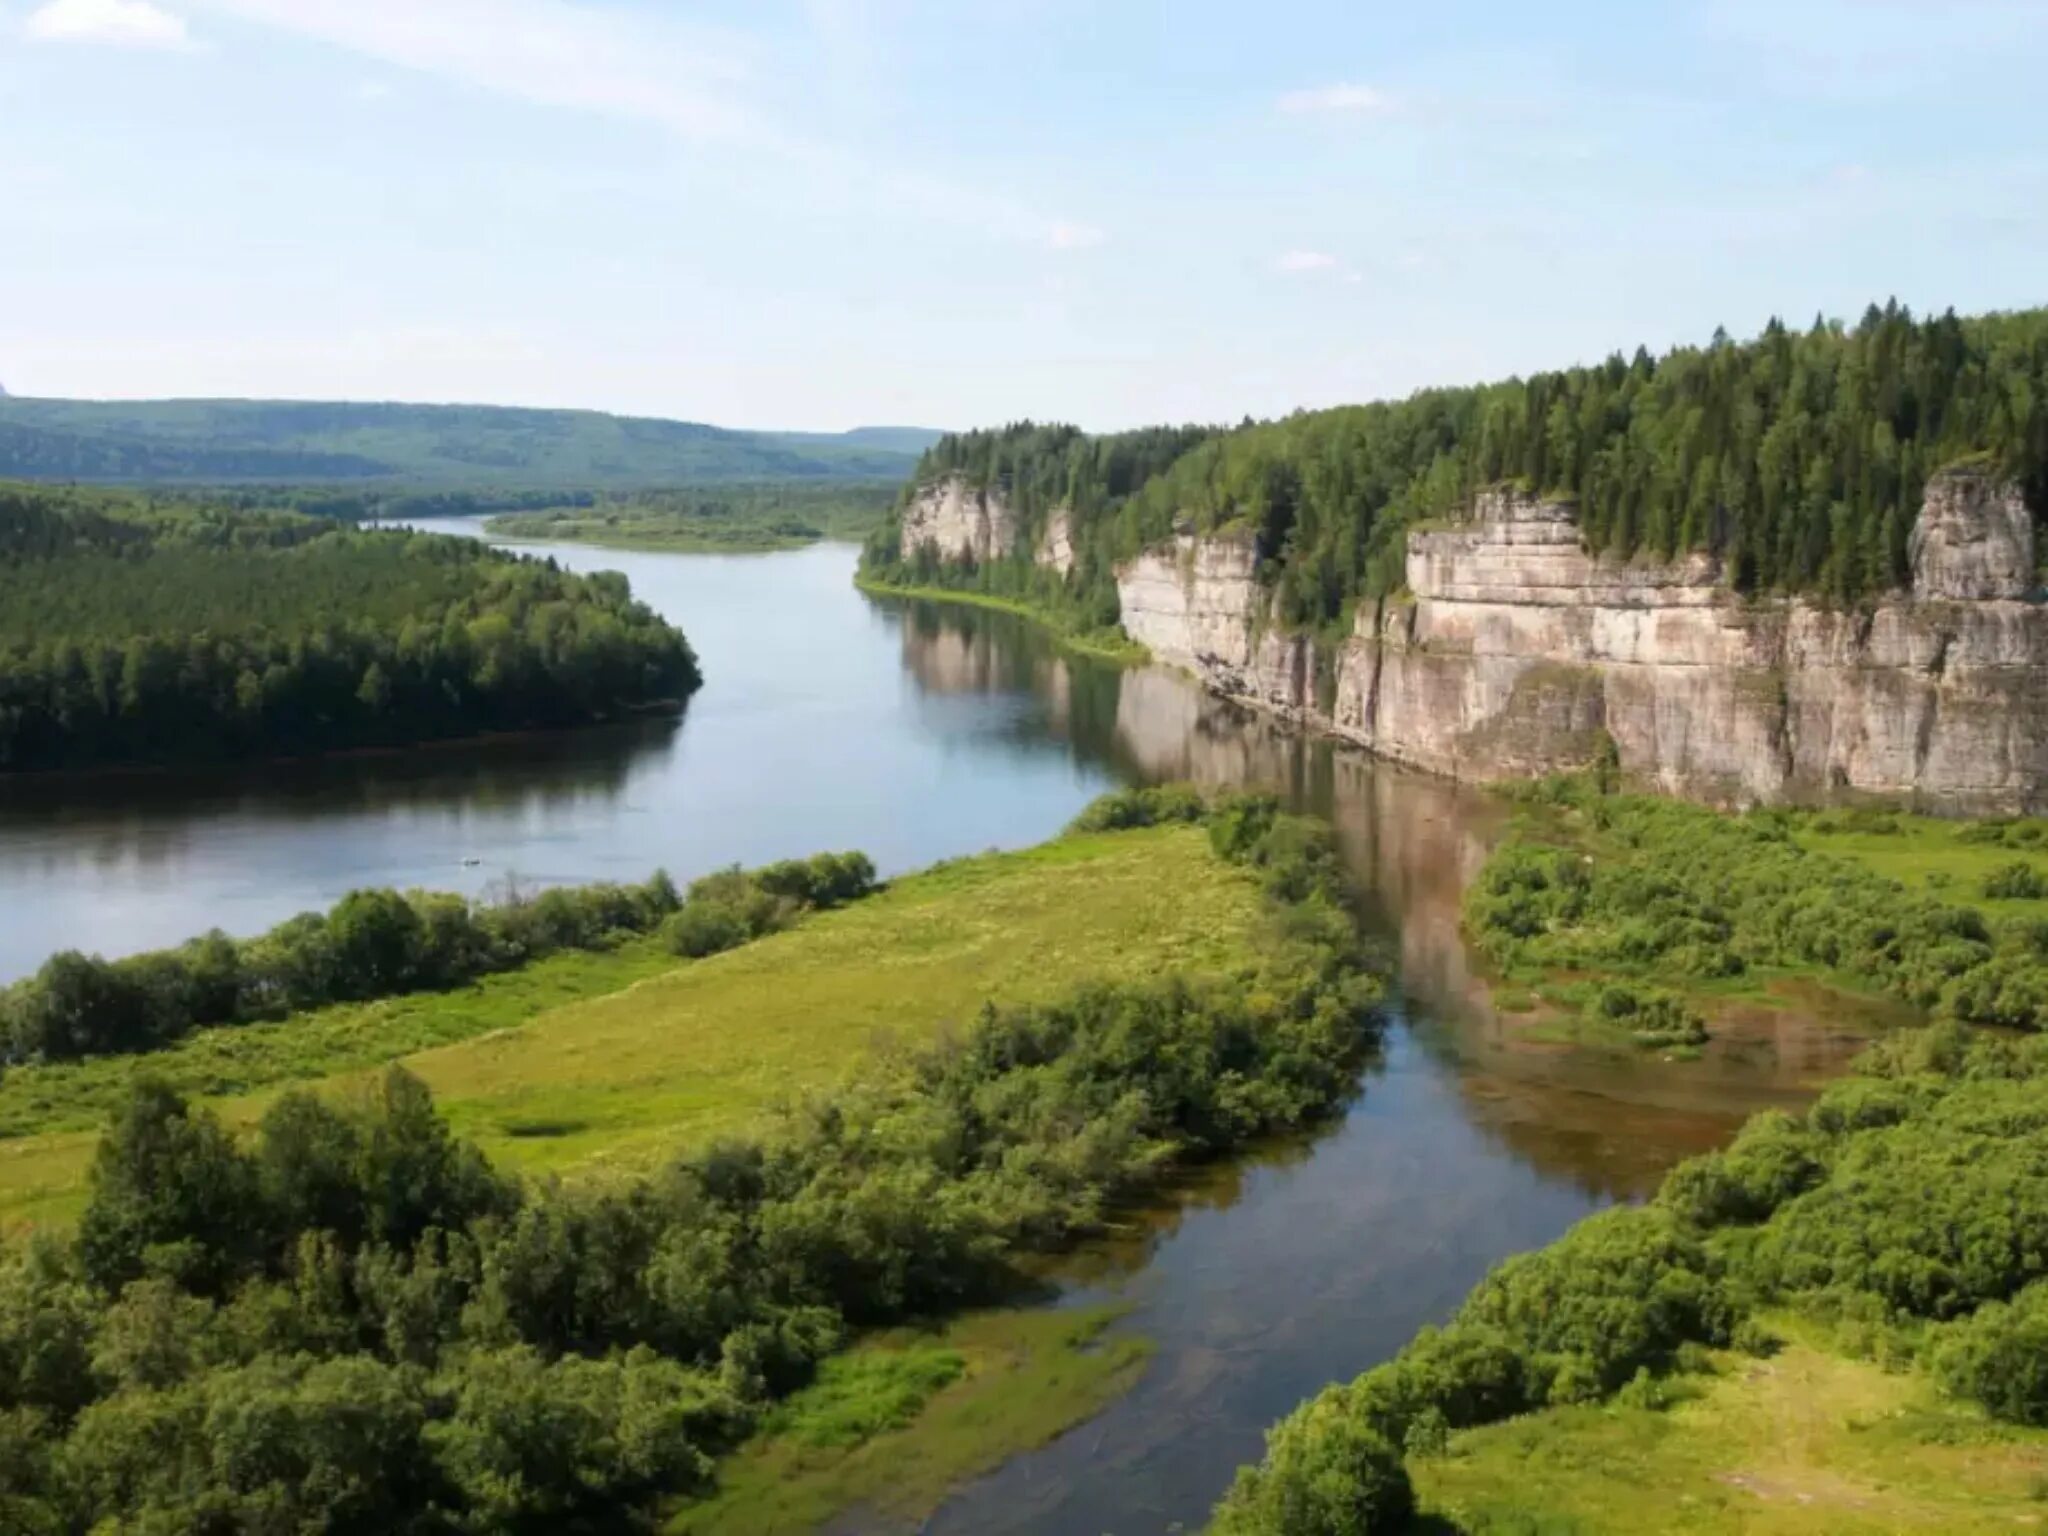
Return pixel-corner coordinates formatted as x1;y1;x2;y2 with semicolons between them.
0;485;701;772
863;302;2048;636
483;482;897;553
0;790;1385;1531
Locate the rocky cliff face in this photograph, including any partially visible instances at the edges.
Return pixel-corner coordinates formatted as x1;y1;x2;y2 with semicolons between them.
1115;470;2047;814
898;475;1023;564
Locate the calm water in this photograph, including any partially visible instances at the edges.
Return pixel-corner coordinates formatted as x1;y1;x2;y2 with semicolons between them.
0;522;1871;1533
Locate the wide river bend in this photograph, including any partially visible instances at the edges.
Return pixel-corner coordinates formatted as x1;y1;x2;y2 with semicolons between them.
0;525;1870;1532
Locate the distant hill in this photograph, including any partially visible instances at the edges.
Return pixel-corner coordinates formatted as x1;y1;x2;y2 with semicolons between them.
0;397;945;489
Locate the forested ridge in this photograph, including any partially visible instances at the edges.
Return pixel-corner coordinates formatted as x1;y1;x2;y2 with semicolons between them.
0;397;934;488
0;485;700;772
866;302;2048;629
0;792;1381;1533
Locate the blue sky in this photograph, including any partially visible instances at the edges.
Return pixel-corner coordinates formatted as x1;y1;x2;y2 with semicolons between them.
2;0;2045;431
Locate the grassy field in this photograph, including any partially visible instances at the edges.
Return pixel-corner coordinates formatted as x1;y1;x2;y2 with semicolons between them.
1796;810;2048;917
854;578;1151;663
1416;1327;2048;1534
668;1308;1150;1535
0;825;1265;1230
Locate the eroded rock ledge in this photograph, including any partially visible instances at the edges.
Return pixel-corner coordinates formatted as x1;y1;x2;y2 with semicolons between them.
1116;469;2047;814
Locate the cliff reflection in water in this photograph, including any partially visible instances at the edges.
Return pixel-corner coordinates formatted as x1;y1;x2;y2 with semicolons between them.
893;597;1873;1203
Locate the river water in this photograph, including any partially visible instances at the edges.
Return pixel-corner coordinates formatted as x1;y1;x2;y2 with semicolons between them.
0;524;1872;1532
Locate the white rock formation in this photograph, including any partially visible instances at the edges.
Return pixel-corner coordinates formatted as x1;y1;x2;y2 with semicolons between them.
1114;471;2047;814
898;474;1022;565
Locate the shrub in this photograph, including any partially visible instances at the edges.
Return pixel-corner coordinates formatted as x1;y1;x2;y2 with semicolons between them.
1931;1282;2048;1424
1211;1389;1414;1536
1983;861;2048;900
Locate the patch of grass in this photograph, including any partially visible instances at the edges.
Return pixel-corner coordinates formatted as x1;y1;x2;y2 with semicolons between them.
854;577;1150;663
0;939;681;1142
760;1349;968;1449
1415;1332;2048;1535
0;827;1265;1226
667;1307;1151;1535
1800;813;2048;918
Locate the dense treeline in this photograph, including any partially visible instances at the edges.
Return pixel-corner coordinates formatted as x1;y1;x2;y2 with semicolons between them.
1466;780;2048;1031
0;486;700;771
0;851;878;1067
0;793;1380;1532
1213;1024;2048;1533
867;303;2048;631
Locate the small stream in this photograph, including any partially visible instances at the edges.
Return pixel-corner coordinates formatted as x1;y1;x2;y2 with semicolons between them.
0;526;1876;1531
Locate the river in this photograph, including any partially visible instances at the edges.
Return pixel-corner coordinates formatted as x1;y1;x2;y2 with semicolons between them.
0;522;1872;1532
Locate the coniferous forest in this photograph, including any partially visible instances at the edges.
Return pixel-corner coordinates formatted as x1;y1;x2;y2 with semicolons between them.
0;486;700;772
865;303;2048;629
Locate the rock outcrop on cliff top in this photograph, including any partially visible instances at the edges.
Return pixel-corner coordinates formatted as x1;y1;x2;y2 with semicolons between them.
1116;467;2047;814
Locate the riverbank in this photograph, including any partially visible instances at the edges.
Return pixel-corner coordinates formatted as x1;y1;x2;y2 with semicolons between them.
484;515;820;554
854;577;1150;663
668;1307;1151;1535
1215;1025;2048;1533
482;485;893;553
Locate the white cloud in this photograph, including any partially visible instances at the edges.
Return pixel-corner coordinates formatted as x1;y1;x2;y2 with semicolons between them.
1277;83;1397;117
1048;220;1106;251
25;0;193;50
1276;249;1340;273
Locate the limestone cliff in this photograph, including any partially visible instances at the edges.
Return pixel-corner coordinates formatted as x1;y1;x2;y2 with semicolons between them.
898;475;1023;564
898;475;1078;575
1115;469;2048;814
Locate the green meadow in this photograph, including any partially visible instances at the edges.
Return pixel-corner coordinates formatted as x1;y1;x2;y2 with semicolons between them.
0;825;1265;1231
1415;1323;2048;1535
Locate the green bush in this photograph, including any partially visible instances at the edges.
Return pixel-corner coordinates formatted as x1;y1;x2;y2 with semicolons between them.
1931;1282;2048;1425
1983;861;2048;900
1212;1389;1414;1536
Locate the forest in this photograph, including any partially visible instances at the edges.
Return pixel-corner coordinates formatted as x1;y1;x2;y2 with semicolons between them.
864;302;2048;630
0;792;1381;1533
0;485;700;771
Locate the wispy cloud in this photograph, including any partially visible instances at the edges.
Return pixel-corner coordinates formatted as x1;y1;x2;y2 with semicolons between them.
187;0;1087;250
1277;82;1397;117
193;0;755;139
25;0;194;50
1275;250;1339;273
